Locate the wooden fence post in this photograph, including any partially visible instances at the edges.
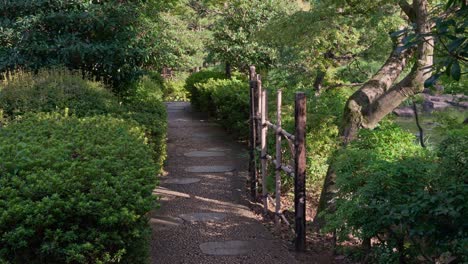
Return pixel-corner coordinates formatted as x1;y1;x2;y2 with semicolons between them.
261;88;268;214
294;92;306;252
249;66;257;200
256;75;262;143
275;90;283;224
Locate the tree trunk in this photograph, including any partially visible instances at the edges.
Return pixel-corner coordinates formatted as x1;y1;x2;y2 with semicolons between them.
314;0;434;230
313;70;326;93
225;62;231;79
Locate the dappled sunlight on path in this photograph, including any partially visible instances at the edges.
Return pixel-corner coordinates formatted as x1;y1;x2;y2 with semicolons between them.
150;102;299;264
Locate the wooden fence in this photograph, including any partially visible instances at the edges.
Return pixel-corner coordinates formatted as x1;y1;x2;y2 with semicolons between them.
248;66;307;252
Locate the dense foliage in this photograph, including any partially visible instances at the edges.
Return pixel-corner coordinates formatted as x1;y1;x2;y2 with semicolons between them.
186;71;355;195
0;114;157;263
0;69;122;122
195;77;250;138
0;69;167;172
325;125;467;263
208;0;296;73
0;0;169;94
184;70;226;108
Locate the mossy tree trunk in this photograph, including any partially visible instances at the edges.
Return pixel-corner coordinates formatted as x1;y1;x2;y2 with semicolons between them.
314;0;434;230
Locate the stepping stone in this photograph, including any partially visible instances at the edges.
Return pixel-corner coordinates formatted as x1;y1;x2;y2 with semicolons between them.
199;240;254;256
150;216;183;230
184;151;226;158
162;178;201;185
192;133;224;138
185;166;234;173
179;213;227;223
206;147;231;152
153;187;190;198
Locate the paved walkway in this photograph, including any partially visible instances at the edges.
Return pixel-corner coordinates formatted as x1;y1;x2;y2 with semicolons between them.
150;102;299;264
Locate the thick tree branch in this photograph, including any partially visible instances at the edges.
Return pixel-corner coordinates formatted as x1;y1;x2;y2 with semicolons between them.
314;0;434;231
399;0;416;21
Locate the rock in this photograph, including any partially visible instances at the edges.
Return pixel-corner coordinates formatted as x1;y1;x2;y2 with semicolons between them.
162;178;201;185
179;212;227;223
185;166;235;173
423;100;452;112
184;151;226;157
393;107;415;117
150;216;183;230
199;241;254;256
456;101;468;108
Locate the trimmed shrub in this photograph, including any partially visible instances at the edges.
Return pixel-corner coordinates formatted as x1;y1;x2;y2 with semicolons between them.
126;73;164;103
0;69;167;172
163;79;189;102
209;78;250;138
0;113;157;263
191;77;250;138
184;70;226;108
124;98;167;171
0;69;123;123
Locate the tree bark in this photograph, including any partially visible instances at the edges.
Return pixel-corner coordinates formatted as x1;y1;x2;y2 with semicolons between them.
225;62;231;79
313;70;326;93
314;0;434;230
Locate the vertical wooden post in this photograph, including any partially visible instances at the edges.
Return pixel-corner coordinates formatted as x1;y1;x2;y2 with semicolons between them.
249;66;258;200
294;92;307;252
261;89;268;214
275;90;283;225
256;75;262;143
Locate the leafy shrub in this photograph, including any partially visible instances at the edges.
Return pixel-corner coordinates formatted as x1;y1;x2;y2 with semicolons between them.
126;72;164;103
305;88;353;194
163;77;189;102
0;69;167;171
1;1;160;94
188;69;353;195
209;78;250;138
0;69;122;123
124;97;167;171
0;113;157;263
325;124;468;263
191;77;250;138
184;70;226;108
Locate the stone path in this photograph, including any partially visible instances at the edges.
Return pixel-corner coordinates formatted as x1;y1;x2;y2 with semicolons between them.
150;102;299;264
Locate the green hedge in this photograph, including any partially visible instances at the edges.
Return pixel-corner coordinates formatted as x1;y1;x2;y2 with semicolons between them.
189;77;250;139
0;69;167;172
184;70;226;109
0;69;123;123
0;113;157;263
124;98;167;171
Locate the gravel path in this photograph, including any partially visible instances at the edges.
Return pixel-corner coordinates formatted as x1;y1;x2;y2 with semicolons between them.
150;102;299;264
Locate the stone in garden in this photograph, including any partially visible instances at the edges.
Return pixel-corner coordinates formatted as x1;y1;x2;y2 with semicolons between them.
192;132;224;138
179;212;227;223
150;216;183;230
184;151;226;157
393;107;414;117
163;178;201;185
185;166;234;173
199;240;254;256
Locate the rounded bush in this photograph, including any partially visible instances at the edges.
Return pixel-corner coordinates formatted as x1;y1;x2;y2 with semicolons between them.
0;69;123;123
0;69;167;172
184;70;226;108
0;113;157;263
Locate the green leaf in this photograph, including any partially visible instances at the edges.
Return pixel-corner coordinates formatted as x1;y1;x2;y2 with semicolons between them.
447;37;466;52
